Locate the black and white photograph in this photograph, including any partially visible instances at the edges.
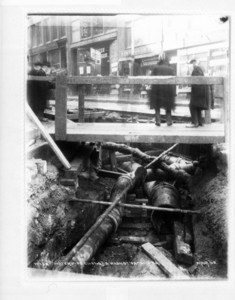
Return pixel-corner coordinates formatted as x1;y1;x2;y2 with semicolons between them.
1;1;235;299
26;13;230;279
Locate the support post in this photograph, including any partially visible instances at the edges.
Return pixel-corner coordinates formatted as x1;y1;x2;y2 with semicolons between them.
109;151;117;171
78;85;85;122
55;71;67;140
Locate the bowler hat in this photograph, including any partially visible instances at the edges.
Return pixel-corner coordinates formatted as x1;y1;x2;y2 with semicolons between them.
34;61;42;66
189;59;196;64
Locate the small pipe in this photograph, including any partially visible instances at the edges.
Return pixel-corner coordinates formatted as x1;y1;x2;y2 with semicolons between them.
69;197;200;215
145;144;178;169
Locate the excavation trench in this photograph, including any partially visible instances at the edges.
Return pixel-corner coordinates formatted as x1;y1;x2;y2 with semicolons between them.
27;141;228;279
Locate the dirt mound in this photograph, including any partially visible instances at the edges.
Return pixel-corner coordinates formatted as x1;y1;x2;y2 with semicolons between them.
192;169;228;268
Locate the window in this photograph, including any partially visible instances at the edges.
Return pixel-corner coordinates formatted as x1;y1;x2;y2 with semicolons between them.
125;23;131;48
31;25;36;47
60;47;67;68
71;19;81;43
51;16;58;40
92;17;103;35
49;49;60;69
103;16;117;33
80;17;91;39
58;17;66;38
43;18;51;43
36;23;43;46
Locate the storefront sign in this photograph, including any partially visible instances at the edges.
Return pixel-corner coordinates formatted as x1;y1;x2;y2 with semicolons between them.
86;66;91;74
90;48;101;64
96;48;105;53
101;53;108;59
79;66;84;75
120;49;132;58
111;62;118;72
169;56;178;64
142;60;158;66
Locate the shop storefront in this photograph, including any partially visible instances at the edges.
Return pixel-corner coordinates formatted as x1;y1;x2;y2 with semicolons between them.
29;42;67;72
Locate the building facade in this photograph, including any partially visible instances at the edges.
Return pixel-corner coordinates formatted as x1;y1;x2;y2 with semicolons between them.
27;15;229;96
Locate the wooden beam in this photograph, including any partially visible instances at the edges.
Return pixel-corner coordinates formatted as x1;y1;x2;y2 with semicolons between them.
47;122;225;144
27;75;54;81
78;85;85;122
67;76;223;86
55;71;67;140
26;103;71;169
141;242;189;278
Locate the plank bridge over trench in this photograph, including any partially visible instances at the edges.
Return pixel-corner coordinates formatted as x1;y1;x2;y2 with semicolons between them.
28;73;228;144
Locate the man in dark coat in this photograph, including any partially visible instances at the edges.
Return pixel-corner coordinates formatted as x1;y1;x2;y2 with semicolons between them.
27;61;49;121
150;54;176;126
186;59;210;128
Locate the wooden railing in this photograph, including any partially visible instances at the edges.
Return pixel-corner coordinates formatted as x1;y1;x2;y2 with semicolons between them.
27;72;228;142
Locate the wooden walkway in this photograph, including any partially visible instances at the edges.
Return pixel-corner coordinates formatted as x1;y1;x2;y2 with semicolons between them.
45;121;225;144
28;73;228;144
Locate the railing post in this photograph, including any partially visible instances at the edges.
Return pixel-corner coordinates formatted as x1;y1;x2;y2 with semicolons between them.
205;85;212;124
78;85;85;122
55;71;67;140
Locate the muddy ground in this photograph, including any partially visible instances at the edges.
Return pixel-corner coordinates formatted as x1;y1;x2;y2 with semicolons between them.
27;143;228;279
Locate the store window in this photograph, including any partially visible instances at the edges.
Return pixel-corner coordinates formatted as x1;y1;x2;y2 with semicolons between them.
60;47;67;69
49;49;60;69
36;23;43;46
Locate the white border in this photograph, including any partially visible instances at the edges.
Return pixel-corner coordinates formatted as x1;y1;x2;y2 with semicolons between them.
0;1;235;299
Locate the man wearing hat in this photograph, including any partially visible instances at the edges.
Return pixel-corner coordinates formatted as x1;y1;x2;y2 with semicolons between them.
149;53;176;126
27;61;48;121
186;59;210;128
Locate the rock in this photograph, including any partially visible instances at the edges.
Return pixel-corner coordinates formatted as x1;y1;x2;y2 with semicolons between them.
34;159;47;174
174;236;194;265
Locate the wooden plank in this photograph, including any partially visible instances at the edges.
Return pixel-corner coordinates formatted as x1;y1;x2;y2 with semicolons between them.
141;242;189;278
67;75;223;85
26;103;71;169
55;71;67;140
47;122;225;144
27;75;54;81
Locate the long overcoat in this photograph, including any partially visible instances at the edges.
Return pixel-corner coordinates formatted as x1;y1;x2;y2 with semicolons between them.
150;62;176;111
27;68;49;115
190;65;210;110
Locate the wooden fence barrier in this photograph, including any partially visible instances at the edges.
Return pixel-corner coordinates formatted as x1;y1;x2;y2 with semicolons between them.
27;73;228;142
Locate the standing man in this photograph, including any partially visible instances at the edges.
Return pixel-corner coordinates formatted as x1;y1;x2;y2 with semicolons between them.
150;53;176;126
186;59;209;128
27;61;48;121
